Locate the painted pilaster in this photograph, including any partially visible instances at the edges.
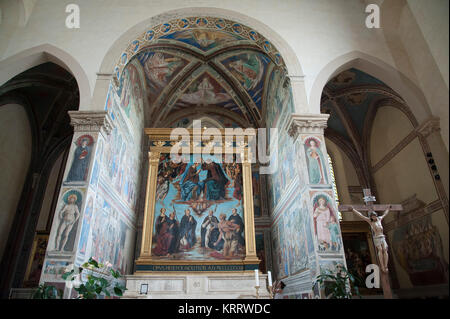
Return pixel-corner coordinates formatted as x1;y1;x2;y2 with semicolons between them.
40;111;113;297
288;113;348;298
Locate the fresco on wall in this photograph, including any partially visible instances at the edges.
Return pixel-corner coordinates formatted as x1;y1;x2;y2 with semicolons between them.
304;136;328;185
265;68;294;129
393;215;449;286
267;132;298;211
272;219;288;278
311;192;341;253
87;195;133;274
152;153;245;260
159;29;245;52
117;63;143;122
285;202;309;275
50;189;84;253
77;195;93;255
66;135;94;183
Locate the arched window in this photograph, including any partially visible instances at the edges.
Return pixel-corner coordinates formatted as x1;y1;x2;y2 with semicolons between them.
327;153;342;220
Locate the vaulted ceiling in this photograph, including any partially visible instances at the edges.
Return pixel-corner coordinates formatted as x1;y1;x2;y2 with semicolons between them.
321;68;406;186
114;17;287;128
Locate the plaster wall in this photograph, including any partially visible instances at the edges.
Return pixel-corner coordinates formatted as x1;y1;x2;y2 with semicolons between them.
0;103;32;260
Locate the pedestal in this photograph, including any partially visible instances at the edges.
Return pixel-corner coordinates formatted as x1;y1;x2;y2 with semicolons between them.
122;273;270;299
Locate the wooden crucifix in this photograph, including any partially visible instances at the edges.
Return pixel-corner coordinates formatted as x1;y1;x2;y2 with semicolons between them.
339;188;403;299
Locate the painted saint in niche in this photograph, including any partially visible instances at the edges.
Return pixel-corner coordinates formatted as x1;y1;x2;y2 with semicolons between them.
304;137;328;185
54;191;82;252
66;135;94;182
313;195;340;252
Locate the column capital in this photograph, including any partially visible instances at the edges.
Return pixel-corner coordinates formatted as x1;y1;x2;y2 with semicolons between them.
68;111;114;136
287;113;329;139
416;117;440;138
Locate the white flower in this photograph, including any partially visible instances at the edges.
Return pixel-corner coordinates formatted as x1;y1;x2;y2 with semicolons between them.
65;264;75;273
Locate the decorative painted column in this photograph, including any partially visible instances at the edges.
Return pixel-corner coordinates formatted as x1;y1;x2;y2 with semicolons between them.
287;113;348;298
40;111;113;298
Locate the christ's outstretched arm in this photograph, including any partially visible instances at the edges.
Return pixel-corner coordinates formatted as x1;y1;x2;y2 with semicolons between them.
352;207;370;223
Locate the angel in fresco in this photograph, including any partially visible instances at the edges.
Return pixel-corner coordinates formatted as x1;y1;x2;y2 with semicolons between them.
155;175;170;203
305;137;328;185
229;53;263;90
144;52;182;88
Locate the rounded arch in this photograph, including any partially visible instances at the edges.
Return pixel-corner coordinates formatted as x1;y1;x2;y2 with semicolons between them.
310;50;432;123
93;7;305;112
0;44;91;108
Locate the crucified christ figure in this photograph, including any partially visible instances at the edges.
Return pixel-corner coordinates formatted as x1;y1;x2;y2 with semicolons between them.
351;205;391;273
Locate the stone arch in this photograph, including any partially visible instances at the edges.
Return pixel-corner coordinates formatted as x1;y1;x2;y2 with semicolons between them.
310;50;432;124
0;43;91;108
93;7;305;115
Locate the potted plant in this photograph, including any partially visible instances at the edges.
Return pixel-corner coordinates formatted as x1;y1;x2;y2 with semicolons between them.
62;257;127;299
32;284;62;299
314;265;362;299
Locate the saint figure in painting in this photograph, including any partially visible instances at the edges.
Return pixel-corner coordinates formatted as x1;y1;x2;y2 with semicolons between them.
214;214;240;257
228;208;245;246
67;136;93;182
305;138;328;185
313;196;335;251
180;162;202;201
155;208;168;237
201;158;228;201
179;209;197;249
201;209;219;248
154;209;180;256
327;214;341;251
54;194;80;251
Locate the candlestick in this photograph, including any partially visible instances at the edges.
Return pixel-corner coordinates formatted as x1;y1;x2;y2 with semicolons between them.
254;286;260;299
254;269;259;287
267;271;272;287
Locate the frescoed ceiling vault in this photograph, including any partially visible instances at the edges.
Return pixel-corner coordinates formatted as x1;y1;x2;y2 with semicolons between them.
113;17;288;128
321;68;407;186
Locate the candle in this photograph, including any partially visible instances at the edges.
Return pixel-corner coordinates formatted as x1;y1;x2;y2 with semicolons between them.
268;271;272;287
254;269;260;287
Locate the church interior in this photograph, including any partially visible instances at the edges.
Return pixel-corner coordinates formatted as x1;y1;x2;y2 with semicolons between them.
0;0;448;300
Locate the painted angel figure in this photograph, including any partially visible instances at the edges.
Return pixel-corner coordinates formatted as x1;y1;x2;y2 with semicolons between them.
351;206;391;272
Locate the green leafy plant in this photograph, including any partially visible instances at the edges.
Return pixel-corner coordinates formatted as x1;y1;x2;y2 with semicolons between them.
32;284;62;299
314;266;362;299
62;257;127;299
